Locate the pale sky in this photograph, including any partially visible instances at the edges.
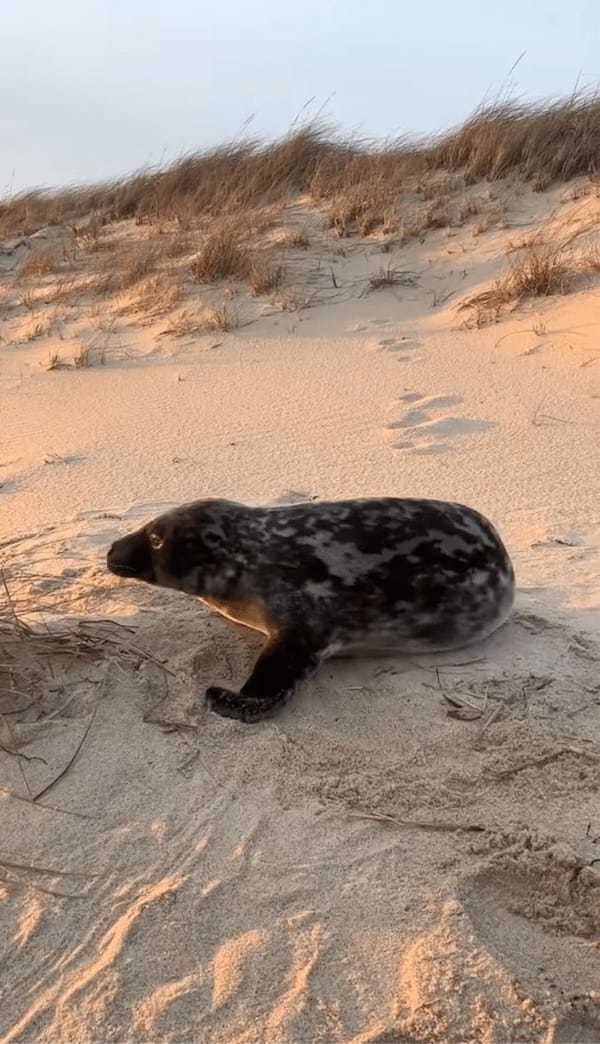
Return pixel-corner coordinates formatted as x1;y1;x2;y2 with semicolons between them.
2;0;599;195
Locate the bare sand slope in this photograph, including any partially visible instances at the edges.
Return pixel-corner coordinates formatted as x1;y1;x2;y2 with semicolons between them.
1;183;600;1042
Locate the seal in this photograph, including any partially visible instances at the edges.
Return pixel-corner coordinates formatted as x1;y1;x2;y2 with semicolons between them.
107;497;515;723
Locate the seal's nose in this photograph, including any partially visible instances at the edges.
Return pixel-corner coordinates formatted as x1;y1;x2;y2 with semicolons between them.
107;531;149;578
107;543;135;576
107;547;135;576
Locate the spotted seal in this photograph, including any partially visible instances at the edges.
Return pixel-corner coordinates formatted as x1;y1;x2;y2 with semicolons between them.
107;497;515;723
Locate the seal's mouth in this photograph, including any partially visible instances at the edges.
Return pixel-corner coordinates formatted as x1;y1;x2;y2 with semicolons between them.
107;559;139;578
107;532;156;583
106;554;156;584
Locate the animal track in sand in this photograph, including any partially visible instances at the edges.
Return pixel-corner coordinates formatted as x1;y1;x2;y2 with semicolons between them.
552;1012;600;1043
0;477;22;494
459;848;600;1008
370;334;423;356
353;318;393;332
387;393;495;454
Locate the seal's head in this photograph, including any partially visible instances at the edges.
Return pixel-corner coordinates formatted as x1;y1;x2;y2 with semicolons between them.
107;524;161;585
107;500;238;596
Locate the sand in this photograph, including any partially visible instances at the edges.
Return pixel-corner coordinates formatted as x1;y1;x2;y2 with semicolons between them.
1;179;600;1042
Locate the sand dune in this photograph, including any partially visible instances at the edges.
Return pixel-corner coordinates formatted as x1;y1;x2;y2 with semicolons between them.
1;168;600;1041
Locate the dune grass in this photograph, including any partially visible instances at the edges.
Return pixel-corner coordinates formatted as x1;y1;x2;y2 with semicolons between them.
15;250;61;279
3;91;600;244
368;266;418;291
189;226;252;283
4;90;600;335
461;240;600;322
248;260;285;296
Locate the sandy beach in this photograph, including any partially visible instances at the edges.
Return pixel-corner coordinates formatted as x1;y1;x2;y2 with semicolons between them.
1;151;600;1041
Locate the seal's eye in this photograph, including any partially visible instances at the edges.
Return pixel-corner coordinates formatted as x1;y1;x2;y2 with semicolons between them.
148;531;164;551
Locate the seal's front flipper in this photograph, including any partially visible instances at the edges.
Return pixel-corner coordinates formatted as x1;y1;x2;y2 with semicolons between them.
206;630;321;723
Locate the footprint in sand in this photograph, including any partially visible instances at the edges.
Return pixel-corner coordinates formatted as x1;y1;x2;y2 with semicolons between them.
552;1012;600;1043
354;318;394;332
459;852;600;1014
0;477;22;494
386;393;495;454
371;334;422;358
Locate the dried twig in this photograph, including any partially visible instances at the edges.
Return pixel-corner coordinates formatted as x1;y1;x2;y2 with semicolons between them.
474;701;503;743
532;399;572;427
442;690;486;720
0;785;95;818
493;745;600;780
0;854;98;878
32;702;99;803
0;869;89;900
347;809;486;833
0;741;46;765
143;714;198;734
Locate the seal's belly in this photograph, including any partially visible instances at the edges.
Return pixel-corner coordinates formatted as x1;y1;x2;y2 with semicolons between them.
200;595;271;635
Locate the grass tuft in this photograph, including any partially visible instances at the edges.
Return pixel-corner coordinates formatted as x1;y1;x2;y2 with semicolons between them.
190;227;251;283
368;266;418;291
462;245;571;318
282;228;310;249
16;250;61;279
249;260;284;296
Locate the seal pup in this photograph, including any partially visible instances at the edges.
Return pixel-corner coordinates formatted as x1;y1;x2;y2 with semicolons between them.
107;497;515;723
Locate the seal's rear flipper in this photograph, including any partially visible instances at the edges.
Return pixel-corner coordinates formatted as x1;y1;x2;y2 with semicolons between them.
206;630;321;723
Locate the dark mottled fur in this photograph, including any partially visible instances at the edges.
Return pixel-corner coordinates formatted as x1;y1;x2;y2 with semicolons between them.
107;497;515;723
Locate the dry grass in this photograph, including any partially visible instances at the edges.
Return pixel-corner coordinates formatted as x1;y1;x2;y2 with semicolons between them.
160;303;237;336
472;209;506;236
462;245;570;318
163;232;194;258
0;575;170;812
117;273;181;318
20;289;38;311
72;214;111;251
15;250;61;279
200;304;237;332
461;241;600;322
0;125;337;237
44;276;78;307
455;197;481;224
368;266;418;291
73;344;93;368
1;90;598;244
45;350;64;371
249;260;284;296
115;245;159;291
585;244;600;272
282;228;310;249
16;316;54;343
42;344;104;369
159;308;206;338
3;91;600;296
507;245;571;296
326;181;401;238
85;242;163;302
429;93;600;183
421;199;450;230
189;226;251;283
72;342;109;367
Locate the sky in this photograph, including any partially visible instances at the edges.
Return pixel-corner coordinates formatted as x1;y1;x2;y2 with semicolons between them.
2;0;600;195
